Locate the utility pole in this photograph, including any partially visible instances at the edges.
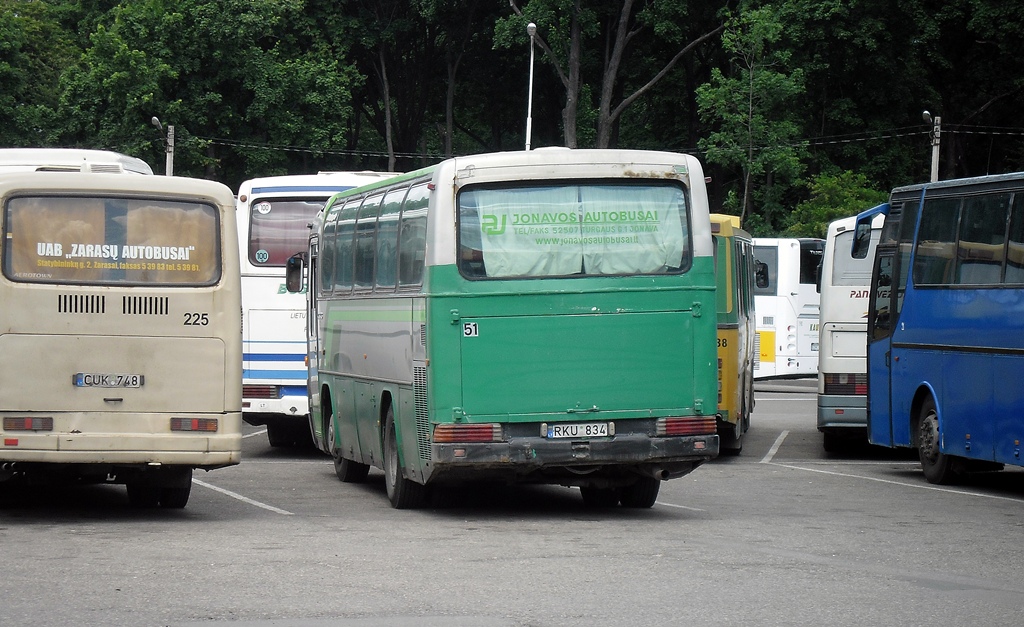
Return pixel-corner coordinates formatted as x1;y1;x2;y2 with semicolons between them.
923;111;941;182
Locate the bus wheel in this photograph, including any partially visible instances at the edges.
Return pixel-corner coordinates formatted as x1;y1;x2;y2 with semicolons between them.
917;397;960;485
328;415;369;483
266;423;288;447
580;486;620;507
619;477;660;508
383;407;429;509
126;483;160;508
160;469;193;509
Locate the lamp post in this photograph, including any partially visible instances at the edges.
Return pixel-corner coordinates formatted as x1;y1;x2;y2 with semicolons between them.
525;22;537;151
151;116;175;176
923;110;941;182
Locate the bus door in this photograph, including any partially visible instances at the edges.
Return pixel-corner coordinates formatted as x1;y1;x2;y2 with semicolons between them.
866;251;895;446
306;238;321;419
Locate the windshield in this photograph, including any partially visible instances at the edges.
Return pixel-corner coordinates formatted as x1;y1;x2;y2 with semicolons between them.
457;180;691;278
4;194;220;285
248;198;326;266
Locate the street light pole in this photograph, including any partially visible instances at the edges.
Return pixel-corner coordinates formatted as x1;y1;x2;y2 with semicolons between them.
165;125;174;177
525;22;537;151
150;116;175;176
923;110;941;182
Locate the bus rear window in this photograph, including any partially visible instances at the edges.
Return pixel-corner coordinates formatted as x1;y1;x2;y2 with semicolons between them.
4;195;220;286
457;181;690;278
248;198;326;266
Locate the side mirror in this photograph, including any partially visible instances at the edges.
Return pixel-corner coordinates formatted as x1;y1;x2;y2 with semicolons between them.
285;252;306;293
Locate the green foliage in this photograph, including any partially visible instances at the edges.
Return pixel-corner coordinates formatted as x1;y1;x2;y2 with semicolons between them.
783;171;888;238
0;0;78;146
3;0;1023;210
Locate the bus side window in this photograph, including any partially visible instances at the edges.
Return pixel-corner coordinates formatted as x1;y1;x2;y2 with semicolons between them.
1005;194;1024;284
755;261;770;289
334;199;360;294
354;193;383;290
398;183;429;287
871;253;894;340
376;186;407;291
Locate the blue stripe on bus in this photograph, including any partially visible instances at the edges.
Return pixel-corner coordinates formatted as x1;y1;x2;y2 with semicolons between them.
243;353;306;362
243;369;308;380
251;185;356;194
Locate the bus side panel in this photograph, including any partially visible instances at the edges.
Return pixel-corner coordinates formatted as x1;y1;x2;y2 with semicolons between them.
940;352;994;460
993;353;1024;466
716;327;740;423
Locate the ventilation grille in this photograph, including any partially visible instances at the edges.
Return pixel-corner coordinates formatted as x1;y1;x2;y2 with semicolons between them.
419;323;427;347
753;333;761;370
58;294;105;314
414;366;430;460
87;164;124;174
123;296;169;315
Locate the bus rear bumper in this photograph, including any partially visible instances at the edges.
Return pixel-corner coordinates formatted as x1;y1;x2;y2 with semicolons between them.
816;394;867;430
429;433;718;486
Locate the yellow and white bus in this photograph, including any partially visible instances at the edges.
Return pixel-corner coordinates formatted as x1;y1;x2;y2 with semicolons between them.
0;171;242;508
710;214;756;454
752;237;824;379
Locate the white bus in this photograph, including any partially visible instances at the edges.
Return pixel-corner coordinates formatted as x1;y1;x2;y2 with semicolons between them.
0;171;242;508
816;211;884;451
753;237;824;379
0;148;153;175
236;172;395;446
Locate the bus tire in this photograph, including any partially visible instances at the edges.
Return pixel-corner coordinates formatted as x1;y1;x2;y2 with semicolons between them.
383;406;429;509
580;486;620;507
126;483;160;508
266;423;288;447
160;469;193;509
328;415;369;483
917;397;961;485
619;477;660;508
822;431;844;453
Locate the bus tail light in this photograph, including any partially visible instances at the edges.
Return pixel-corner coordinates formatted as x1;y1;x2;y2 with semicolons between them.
433;423;502;443
3;417;54;431
823;373;868;395
656;416;717;436
170;418;219;432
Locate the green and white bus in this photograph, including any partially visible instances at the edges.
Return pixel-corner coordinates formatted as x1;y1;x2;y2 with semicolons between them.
0;171;242;508
287;149;719;508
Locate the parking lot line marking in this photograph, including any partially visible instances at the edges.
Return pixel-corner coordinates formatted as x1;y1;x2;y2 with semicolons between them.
760;430;789;464
769;462;1024;503
656;501;706;512
243;428;268;439
192;478;295;515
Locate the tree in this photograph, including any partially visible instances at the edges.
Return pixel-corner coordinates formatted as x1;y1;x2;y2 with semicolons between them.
696;7;806;231
0;0;77;146
55;0;363;187
782;170;888;238
500;0;726;148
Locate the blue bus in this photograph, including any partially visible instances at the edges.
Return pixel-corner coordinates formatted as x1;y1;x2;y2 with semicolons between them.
853;172;1024;483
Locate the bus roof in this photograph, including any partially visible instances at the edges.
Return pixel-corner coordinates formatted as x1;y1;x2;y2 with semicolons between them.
891;171;1024;195
237;172;398;200
710;213;749;238
0;148;153;175
0;170;233;205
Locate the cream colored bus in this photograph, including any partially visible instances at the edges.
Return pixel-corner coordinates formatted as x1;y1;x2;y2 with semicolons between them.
0;172;241;508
